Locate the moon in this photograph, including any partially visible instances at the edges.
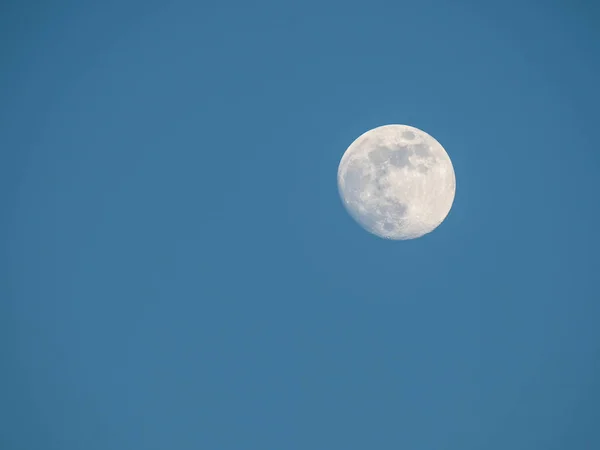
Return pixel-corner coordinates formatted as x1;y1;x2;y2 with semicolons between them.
337;124;456;240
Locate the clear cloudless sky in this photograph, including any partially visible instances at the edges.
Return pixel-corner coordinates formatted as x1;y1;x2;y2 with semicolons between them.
1;1;599;449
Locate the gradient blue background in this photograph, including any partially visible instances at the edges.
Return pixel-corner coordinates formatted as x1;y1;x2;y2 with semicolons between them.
2;1;599;449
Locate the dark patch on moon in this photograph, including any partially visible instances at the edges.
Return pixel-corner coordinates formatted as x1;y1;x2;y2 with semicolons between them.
354;201;408;235
341;163;371;205
373;201;408;234
368;146;391;165
413;143;430;157
402;130;415;140
385;200;407;217
389;146;412;168
369;144;414;169
343;166;364;189
340;162;410;234
377;202;407;219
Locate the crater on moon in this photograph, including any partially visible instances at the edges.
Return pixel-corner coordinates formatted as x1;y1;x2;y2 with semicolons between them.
337;124;456;240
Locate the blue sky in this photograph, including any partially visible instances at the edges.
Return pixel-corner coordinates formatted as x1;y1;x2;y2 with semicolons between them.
2;1;599;449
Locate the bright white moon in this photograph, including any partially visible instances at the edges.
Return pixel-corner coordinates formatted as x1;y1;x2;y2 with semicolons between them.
337;124;456;240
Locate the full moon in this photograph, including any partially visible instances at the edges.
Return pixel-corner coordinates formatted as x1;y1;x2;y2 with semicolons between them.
337;124;456;240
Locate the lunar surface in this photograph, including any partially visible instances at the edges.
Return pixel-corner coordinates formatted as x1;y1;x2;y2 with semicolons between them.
337;124;456;240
